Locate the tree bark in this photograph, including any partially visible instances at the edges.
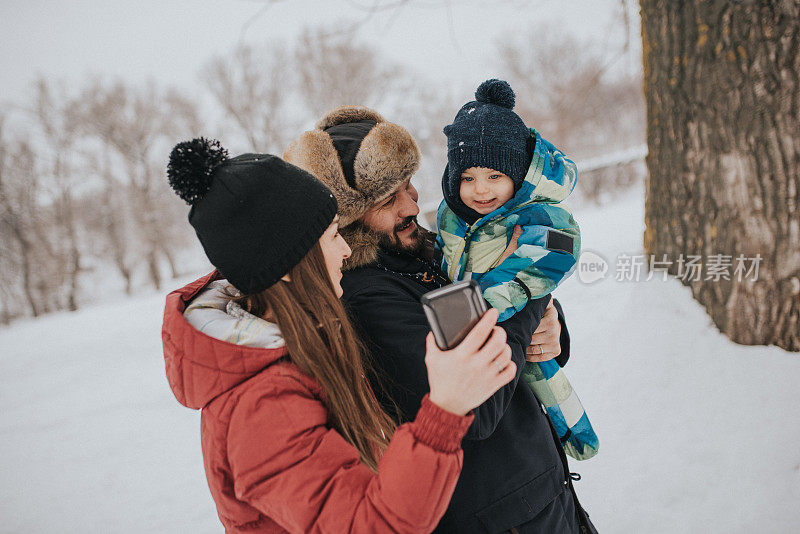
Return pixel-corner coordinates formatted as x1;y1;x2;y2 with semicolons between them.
640;0;800;351
11;222;40;317
56;169;81;312
0;151;41;317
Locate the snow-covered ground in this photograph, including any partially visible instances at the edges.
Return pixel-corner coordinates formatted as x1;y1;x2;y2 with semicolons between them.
2;187;798;533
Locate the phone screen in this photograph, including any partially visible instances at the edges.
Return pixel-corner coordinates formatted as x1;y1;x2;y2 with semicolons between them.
430;289;480;348
422;280;487;350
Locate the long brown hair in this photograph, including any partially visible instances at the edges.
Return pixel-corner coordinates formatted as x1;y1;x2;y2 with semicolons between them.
236;241;396;471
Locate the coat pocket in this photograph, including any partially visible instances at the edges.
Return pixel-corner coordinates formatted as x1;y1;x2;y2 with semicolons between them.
475;465;564;533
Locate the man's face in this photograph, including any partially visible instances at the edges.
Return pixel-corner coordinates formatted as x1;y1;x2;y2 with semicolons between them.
360;178;423;253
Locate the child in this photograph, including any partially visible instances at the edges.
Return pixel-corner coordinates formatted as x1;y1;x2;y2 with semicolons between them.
436;79;598;460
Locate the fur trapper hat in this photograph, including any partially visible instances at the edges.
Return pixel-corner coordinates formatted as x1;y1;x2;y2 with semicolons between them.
284;106;420;228
284;106;420;269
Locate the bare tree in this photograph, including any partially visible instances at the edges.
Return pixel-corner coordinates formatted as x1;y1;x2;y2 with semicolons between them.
31;79;84;310
0;122;49;317
640;0;800;351
498;29;645;160
202;44;297;153
391;83;460;205
79;149;137;294
294;27;401;118
70;79;201;290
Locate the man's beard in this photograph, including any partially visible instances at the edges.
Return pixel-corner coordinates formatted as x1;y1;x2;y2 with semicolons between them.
378;216;427;257
347;216;433;262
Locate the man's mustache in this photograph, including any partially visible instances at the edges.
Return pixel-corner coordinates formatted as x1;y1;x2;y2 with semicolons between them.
394;216;417;234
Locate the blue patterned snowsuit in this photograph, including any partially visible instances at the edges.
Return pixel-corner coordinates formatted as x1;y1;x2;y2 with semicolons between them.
436;129;598;460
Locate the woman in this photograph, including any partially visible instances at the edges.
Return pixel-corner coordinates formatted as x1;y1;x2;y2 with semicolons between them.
161;138;516;533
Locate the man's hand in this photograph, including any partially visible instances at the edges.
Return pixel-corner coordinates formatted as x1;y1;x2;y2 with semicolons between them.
526;300;561;362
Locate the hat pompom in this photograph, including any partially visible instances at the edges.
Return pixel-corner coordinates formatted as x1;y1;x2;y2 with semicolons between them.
167;137;229;205
475;79;515;109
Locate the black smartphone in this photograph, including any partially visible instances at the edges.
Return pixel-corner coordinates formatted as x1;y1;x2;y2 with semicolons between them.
420;280;489;350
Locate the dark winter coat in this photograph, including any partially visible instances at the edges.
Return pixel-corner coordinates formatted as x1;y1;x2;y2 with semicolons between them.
341;243;595;533
162;271;475;534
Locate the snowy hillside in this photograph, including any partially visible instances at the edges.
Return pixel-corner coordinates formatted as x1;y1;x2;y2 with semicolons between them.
2;187;799;533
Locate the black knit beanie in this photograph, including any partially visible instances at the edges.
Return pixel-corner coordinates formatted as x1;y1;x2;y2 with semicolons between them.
167;138;338;294
443;79;531;223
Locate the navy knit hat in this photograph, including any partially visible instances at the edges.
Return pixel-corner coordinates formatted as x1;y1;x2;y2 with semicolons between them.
443;79;530;222
167;138;338;295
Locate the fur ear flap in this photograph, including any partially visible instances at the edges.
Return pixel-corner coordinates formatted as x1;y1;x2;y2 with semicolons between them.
354;122;420;197
283;130;368;226
315;106;386;130
339;222;382;270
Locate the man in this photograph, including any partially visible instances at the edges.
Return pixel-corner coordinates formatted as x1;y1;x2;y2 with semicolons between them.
285;106;596;533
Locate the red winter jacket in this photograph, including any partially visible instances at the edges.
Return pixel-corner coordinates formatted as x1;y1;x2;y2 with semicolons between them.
162;272;473;533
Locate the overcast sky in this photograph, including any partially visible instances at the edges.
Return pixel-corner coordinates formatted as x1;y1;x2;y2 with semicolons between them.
1;0;640;110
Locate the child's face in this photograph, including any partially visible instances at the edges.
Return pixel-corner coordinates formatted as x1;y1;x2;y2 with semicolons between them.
459;167;515;215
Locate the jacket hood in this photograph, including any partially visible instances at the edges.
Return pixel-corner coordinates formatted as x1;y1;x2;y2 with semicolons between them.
162;271;289;409
442;129;578;224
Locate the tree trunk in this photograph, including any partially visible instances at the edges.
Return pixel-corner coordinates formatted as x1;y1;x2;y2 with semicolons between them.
102;187;134;294
62;194;81;312
126;159;164;291
20;241;40;317
5;215;40;317
146;250;162;291
0;294;10;324
640;0;800;351
159;244;180;280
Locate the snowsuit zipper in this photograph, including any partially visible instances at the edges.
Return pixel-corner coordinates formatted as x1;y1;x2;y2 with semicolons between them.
448;222;474;281
448;201;535;282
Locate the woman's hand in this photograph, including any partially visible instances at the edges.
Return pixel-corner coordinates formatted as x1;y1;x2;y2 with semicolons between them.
526;300;561;362
425;308;516;416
